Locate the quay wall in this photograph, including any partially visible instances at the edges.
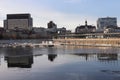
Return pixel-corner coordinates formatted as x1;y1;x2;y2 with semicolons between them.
53;38;120;47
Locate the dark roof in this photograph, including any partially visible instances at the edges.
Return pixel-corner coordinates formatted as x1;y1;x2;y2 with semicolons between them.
98;17;117;20
7;14;31;19
76;25;96;29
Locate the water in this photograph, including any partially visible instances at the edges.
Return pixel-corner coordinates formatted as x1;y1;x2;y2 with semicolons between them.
0;45;120;80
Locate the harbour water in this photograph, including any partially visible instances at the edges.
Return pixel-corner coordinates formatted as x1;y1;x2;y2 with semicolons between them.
0;41;120;80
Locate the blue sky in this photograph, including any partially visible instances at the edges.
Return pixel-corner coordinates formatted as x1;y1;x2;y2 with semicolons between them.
0;0;120;31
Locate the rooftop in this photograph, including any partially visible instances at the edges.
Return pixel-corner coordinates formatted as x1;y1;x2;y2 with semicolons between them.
7;13;31;19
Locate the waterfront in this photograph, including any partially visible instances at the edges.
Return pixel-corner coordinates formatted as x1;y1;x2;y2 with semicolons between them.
54;38;120;47
0;45;120;80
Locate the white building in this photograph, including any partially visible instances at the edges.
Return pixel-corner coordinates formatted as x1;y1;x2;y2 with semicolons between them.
97;17;117;31
4;14;33;31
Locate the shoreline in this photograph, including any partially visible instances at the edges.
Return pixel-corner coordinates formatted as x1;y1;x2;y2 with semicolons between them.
60;43;119;47
0;38;120;48
53;38;120;48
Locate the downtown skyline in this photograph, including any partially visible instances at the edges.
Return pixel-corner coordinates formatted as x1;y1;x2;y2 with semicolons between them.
0;0;120;31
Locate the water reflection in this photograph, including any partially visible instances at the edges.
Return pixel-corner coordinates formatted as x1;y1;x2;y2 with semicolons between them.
48;54;57;62
97;53;118;61
73;53;90;61
5;55;33;68
4;47;33;56
73;53;118;62
2;47;120;68
0;46;120;80
4;47;34;68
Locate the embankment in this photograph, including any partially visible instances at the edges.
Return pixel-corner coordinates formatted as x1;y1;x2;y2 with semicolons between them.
53;38;120;47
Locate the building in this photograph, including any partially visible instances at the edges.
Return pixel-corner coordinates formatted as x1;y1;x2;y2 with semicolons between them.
48;21;57;28
66;30;72;34
75;21;96;34
58;27;66;35
0;27;4;39
97;17;117;31
47;21;57;33
33;27;47;33
33;27;49;38
104;27;120;33
4;13;33;31
58;27;72;35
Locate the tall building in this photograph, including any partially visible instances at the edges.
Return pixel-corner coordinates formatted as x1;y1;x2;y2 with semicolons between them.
97;17;117;31
4;14;33;31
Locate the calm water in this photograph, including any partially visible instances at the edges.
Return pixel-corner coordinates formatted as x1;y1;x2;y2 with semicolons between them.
0;45;120;80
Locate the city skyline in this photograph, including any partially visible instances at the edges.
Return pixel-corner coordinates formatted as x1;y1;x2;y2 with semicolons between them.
0;0;120;31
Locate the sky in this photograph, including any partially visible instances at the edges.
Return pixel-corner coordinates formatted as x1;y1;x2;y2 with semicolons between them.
0;0;120;31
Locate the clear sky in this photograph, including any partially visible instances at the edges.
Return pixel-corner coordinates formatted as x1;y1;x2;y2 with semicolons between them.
0;0;120;31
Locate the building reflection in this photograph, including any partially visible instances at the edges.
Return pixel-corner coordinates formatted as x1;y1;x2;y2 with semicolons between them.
97;53;118;61
73;53;118;62
5;56;33;68
73;53;89;61
4;47;34;68
48;54;57;62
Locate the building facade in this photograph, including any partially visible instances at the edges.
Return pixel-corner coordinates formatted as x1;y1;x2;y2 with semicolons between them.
58;27;66;35
97;17;117;31
4;14;33;31
47;21;57;33
104;27;120;33
33;27;48;37
75;21;96;34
